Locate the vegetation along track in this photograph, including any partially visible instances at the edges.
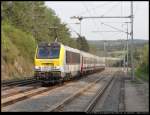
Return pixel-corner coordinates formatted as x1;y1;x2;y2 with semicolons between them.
45;70;118;112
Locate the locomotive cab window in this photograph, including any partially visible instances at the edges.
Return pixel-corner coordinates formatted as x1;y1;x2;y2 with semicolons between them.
49;46;60;58
37;43;60;59
37;47;50;59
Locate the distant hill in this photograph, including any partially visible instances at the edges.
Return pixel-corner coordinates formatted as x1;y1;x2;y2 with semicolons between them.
88;39;148;52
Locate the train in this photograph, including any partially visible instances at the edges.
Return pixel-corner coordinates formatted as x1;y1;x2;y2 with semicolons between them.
34;42;105;84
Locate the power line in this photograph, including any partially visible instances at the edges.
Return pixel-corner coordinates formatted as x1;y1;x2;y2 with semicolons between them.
71;16;131;19
82;2;100;33
67;24;81;37
80;2;125;40
101;22;130;35
92;31;120;32
101;2;119;16
92;29;124;40
77;2;110;16
89;4;105;41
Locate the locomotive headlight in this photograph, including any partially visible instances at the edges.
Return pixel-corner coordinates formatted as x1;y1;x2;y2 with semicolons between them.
35;66;41;71
52;66;60;70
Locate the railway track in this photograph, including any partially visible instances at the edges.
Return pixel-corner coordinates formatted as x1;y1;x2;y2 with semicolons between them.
45;71;118;112
1;74;89;108
2;78;38;91
1;85;59;108
1;84;40;98
2;77;35;86
84;76;116;113
1;70;108;110
2;69;119;112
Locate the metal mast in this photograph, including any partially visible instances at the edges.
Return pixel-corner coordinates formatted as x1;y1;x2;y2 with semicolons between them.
125;22;129;74
104;41;106;67
130;1;134;80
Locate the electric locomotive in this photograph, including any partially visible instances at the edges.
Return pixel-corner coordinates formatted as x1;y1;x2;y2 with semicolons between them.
34;42;105;84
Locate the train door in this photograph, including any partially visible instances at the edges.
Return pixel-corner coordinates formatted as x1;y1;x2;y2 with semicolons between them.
80;56;84;75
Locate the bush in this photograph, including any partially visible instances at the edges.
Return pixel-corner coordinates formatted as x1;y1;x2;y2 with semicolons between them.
135;44;149;81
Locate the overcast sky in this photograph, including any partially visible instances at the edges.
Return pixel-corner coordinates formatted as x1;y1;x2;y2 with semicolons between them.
45;1;148;40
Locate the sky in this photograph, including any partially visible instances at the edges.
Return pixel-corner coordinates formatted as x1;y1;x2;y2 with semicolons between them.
45;1;149;40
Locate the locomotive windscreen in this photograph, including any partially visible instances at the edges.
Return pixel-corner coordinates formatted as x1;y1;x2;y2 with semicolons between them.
37;43;60;59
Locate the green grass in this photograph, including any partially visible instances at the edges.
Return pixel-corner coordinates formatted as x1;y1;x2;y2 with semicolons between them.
135;67;149;82
127;68;148;83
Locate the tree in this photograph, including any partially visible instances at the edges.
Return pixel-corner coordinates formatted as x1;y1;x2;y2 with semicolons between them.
76;36;89;52
1;1;77;48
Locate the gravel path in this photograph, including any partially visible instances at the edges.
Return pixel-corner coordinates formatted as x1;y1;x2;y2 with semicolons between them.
125;79;149;112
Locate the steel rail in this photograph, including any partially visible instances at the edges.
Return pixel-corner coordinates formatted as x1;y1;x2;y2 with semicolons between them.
47;76;106;112
84;74;116;113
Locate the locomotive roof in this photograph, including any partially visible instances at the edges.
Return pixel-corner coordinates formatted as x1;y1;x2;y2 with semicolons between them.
38;42;61;47
37;42;104;59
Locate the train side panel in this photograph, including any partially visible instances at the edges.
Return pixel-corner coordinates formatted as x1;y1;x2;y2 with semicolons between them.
80;51;105;74
63;46;81;79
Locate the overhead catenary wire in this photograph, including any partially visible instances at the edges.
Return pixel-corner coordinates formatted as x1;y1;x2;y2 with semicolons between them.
77;2;110;16
67;24;81;37
101;22;130;35
101;2;119;16
79;3;128;40
79;2;122;40
81;2;100;34
89;4;105;41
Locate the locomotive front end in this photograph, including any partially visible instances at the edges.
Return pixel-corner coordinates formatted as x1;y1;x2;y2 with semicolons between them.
34;42;65;83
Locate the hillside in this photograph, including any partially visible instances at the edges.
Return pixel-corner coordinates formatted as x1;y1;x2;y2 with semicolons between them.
2;22;36;80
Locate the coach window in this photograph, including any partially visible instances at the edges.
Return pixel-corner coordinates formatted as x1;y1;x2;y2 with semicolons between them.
66;51;80;64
